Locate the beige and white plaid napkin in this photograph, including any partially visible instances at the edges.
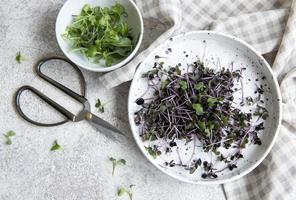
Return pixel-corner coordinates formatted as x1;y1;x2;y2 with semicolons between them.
100;0;296;199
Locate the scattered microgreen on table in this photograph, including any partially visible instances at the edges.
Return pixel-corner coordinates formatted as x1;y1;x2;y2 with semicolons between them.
134;60;269;178
3;131;16;145
63;3;134;66
95;99;105;113
117;184;135;200
15;51;25;64
109;157;126;176
50;140;62;151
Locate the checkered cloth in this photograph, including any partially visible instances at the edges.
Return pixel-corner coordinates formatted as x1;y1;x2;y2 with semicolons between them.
99;0;296;199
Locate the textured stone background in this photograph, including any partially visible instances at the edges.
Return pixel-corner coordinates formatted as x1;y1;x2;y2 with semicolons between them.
0;0;225;199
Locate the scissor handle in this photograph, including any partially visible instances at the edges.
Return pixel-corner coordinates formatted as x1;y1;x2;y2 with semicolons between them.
36;56;87;103
15;85;75;127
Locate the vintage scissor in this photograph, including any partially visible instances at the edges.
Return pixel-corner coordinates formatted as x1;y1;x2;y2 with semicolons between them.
15;56;123;135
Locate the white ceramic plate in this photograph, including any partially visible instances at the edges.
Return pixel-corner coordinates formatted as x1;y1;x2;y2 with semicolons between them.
56;0;144;72
128;31;282;184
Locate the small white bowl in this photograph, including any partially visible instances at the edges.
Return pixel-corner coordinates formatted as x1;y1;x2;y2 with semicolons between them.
55;0;144;72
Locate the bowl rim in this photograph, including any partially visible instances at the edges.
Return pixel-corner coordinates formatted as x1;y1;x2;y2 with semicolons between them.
55;0;144;72
128;30;282;185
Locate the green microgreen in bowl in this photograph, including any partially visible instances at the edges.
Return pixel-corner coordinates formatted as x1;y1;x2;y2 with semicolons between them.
63;3;134;67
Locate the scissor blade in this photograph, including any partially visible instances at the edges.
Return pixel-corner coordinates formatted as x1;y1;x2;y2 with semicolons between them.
89;113;124;136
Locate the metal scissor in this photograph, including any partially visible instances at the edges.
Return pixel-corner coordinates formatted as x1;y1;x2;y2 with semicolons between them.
15;56;123;135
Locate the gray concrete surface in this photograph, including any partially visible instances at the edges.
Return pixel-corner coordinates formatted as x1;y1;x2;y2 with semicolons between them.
0;0;225;199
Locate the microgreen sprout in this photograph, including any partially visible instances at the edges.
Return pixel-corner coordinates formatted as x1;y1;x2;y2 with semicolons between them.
95;99;105;113
109;157;126;176
50;140;62;151
117;184;135;200
3;131;16;145
15;51;25;63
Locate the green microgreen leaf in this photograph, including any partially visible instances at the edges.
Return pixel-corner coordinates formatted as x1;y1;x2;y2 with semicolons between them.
145;146;161;159
6;131;16;137
117;188;127;196
208;121;215;130
179;80;188;91
5;137;12;145
207;97;218;108
192;103;203;115
3;131;16;145
50;140;62;151
204;128;210;135
221;115;229;126
161;79;170;89
95;99;105;113
194;82;205;91
175;66;181;75
254;105;269;120
109;157;126;176
142;69;159;79
15;51;25;64
198;121;206;130
117;184;134;200
63;3;134;67
240;137;249;148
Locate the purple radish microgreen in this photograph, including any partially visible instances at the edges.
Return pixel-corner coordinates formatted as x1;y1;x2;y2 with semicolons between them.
134;60;268;178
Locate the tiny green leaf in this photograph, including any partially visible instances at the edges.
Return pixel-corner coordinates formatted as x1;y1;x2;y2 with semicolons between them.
95;99;101;107
207;97;218;108
129;184;135;189
95;99;105;113
194;82;205;91
192;103;203;115
179;80;188;91
208;121;215;130
50;140;62;151
3;131;16;145
175;66;181;75
117;185;134;200
16;51;25;64
110;157;116;162
117;188;127;196
98;106;104;113
5;138;12;145
117;159;126;165
145;146;161;159
161;79;170;89
6;131;16;137
221;115;229;126
198;121;206;130
204;128;210;135
240;137;249;148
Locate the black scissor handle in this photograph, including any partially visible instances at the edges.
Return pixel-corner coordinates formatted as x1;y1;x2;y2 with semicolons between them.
36;56;87;103
15;85;73;127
